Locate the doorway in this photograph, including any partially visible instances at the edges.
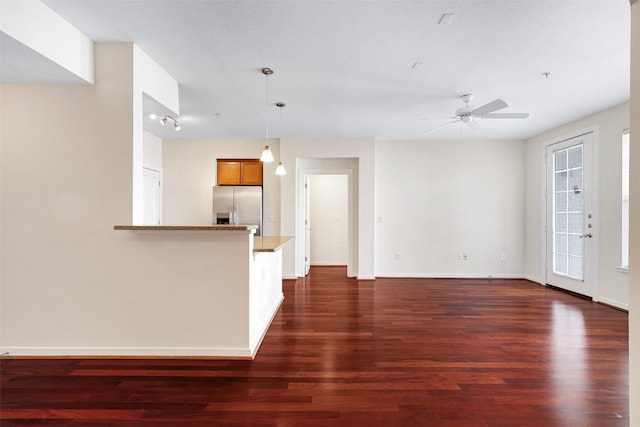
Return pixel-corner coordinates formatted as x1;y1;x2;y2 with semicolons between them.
308;174;349;269
142;167;162;225
545;131;597;297
297;161;356;278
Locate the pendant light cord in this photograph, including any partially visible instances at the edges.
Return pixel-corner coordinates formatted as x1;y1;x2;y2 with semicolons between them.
265;71;270;142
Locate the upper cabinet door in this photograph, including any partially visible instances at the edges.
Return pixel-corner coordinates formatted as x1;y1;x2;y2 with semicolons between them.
217;160;241;185
217;159;263;185
241;161;263;185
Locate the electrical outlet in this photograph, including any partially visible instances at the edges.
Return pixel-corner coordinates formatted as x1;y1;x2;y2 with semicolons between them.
500;253;506;261
395;251;401;261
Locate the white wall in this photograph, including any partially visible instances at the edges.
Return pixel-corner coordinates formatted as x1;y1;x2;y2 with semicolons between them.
524;102;630;309
628;0;639;424
280;138;375;279
143;131;162;170
1;43;135;352
309;174;349;265
375;139;525;277
131;46;179;225
0;43;271;357
162;138;281;235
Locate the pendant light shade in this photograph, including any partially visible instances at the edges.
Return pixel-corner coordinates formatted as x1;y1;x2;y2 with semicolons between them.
275;161;286;175
260;145;274;162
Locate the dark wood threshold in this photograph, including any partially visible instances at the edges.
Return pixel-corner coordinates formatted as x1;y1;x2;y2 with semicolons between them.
545;283;593;301
545;283;628;312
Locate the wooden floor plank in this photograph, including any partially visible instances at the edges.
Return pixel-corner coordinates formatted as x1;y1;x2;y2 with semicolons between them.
1;266;629;426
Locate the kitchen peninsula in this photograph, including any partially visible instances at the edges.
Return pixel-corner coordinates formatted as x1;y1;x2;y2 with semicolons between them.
114;225;292;358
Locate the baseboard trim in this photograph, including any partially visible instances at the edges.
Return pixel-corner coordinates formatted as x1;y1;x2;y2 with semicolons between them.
249;295;284;359
374;273;527;279
597;297;629;312
523;274;543;285
0;354;253;360
0;346;255;359
310;263;348;267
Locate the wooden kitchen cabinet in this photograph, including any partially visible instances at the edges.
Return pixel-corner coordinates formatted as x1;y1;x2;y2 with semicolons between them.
217;159;263;185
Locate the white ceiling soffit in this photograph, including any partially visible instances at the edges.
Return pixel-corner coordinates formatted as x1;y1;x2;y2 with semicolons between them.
27;1;632;140
0;32;89;84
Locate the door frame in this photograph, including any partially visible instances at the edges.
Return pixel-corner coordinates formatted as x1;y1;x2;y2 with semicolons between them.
541;125;600;300
142;165;163;226
304;175;311;275
297;167;355;278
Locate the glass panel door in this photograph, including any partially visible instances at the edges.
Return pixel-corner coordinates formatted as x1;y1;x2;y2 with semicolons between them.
545;132;594;297
553;144;584;280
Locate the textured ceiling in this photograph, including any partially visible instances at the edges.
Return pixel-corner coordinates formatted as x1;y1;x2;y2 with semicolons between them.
3;0;631;140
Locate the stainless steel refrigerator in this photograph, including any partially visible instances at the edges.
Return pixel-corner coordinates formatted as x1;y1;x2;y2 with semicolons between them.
212;186;263;235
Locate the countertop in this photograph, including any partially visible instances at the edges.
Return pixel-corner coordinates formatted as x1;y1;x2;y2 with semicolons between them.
253;236;294;252
114;226;292;252
114;225;258;231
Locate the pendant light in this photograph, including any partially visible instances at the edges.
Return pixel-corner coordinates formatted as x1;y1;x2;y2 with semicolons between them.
275;102;286;176
260;67;274;163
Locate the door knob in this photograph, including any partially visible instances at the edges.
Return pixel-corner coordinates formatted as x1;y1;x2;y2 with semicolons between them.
579;233;593;239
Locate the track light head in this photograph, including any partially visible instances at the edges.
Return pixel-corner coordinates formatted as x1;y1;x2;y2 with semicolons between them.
158;115;180;131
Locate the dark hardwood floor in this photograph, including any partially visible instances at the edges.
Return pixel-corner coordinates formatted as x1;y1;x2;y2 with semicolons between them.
1;266;629;426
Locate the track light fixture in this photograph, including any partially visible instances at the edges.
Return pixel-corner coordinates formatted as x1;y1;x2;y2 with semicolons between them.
159;115;180;131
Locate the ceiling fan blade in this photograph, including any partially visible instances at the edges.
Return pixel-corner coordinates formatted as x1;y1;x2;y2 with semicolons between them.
481;113;530;119
471;99;508;116
424;119;460;134
421;116;456;121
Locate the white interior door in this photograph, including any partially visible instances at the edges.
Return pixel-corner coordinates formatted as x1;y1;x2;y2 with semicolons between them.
545;132;595;297
142;167;161;225
309;175;349;266
304;176;311;275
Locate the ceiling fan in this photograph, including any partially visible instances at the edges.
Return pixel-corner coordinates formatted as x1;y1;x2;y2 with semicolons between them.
424;94;530;134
